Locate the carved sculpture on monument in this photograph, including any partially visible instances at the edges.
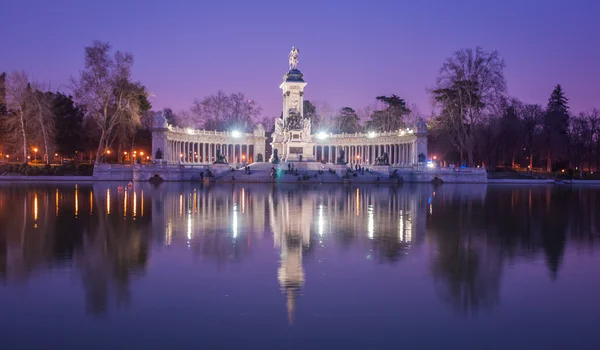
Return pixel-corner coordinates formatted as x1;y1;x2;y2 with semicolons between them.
336;149;347;165
153;111;168;128
375;152;390;165
270;149;280;164
289;46;299;70
155;148;163;160
213;149;228;164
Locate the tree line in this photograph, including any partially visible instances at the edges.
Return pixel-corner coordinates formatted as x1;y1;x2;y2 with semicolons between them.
1;41;598;171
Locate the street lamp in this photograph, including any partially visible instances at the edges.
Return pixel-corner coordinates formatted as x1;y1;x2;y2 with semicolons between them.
33;148;38;162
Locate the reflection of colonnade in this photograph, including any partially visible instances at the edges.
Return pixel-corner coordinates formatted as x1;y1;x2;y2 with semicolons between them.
313;129;427;166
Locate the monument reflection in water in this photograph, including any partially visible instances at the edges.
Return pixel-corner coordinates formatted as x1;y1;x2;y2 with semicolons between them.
1;183;599;348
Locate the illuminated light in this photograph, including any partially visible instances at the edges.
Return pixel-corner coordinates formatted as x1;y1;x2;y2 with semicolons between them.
89;190;93;214
106;189;111;214
186;128;194;134
54;153;58;157
133;190;137;217
75;185;79;217
400;130;406;136
316;132;328;140
180;153;183;158
33;147;38;152
124;151;128;155
407;129;414;134
356;155;360;159
367;204;374;239
34;193;38;221
146;156;150;160
242;154;246;160
27;156;30;159
426;161;434;168
5;155;9;158
477;165;481;168
106;150;111;154
561;169;565;173
55;188;59;216
231;130;242;138
140;152;144;156
433;156;437;160
368;131;377;138
124;189;127;217
232;203;238;238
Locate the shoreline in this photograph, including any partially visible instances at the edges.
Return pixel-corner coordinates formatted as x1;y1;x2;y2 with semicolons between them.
2;174;600;185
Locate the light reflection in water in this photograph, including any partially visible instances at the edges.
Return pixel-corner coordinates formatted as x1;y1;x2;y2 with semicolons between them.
141;190;144;217
124;189;128;217
399;210;403;242
55;188;59;216
89;190;93;214
356;188;360;216
34;193;38;221
241;188;245;214
368;204;374;239
133;190;137;218
318;204;325;237
232;203;238;238
75;185;78;217
106;189;110;215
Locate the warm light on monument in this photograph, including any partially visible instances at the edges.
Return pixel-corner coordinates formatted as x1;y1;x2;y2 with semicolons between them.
316;132;328;140
231;130;241;138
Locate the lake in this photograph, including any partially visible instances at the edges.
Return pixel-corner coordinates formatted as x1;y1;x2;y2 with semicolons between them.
0;182;599;349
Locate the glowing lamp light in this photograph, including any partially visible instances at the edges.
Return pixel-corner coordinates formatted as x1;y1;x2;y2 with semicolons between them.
426;161;434;168
180;153;183;158
33;148;38;152
124;151;128;155
433;156;437;160
368;131;377;138
242;155;246;160
316;132;328;140
231;130;242;138
54;153;58;157
186;128;194;135
140;152;144;156
5;155;9;158
356;155;360;159
106;150;111;154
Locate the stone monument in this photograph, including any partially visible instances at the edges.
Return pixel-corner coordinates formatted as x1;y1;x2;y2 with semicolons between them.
271;47;316;162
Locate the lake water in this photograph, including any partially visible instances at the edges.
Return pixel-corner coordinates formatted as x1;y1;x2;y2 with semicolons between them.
0;182;599;349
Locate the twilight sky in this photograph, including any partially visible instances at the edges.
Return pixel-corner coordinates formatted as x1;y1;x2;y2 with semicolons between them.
1;0;598;118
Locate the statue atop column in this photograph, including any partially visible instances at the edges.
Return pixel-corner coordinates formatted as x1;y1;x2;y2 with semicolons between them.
289;46;299;70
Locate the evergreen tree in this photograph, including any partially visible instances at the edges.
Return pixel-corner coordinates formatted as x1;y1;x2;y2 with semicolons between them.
53;93;84;157
543;85;570;171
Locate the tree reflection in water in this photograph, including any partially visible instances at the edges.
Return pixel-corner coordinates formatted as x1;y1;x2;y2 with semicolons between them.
0;183;598;320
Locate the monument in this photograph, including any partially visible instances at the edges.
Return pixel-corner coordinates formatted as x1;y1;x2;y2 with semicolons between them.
271;47;316;162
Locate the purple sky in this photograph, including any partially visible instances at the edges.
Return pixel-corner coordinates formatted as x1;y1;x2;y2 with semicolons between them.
1;0;599;118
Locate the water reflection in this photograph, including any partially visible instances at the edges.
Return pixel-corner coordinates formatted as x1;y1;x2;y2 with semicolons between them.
0;183;599;322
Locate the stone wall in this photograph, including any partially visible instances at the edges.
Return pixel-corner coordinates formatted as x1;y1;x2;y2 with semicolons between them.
93;163;232;182
394;167;488;183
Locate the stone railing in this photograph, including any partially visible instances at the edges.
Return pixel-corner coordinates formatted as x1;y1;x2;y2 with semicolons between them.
167;126;254;137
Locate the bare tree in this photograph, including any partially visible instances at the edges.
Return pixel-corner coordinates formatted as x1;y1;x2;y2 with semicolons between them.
4;71;32;162
71;41;142;164
28;82;56;164
581;109;600;171
189;91;261;132
431;47;506;166
521;104;544;169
